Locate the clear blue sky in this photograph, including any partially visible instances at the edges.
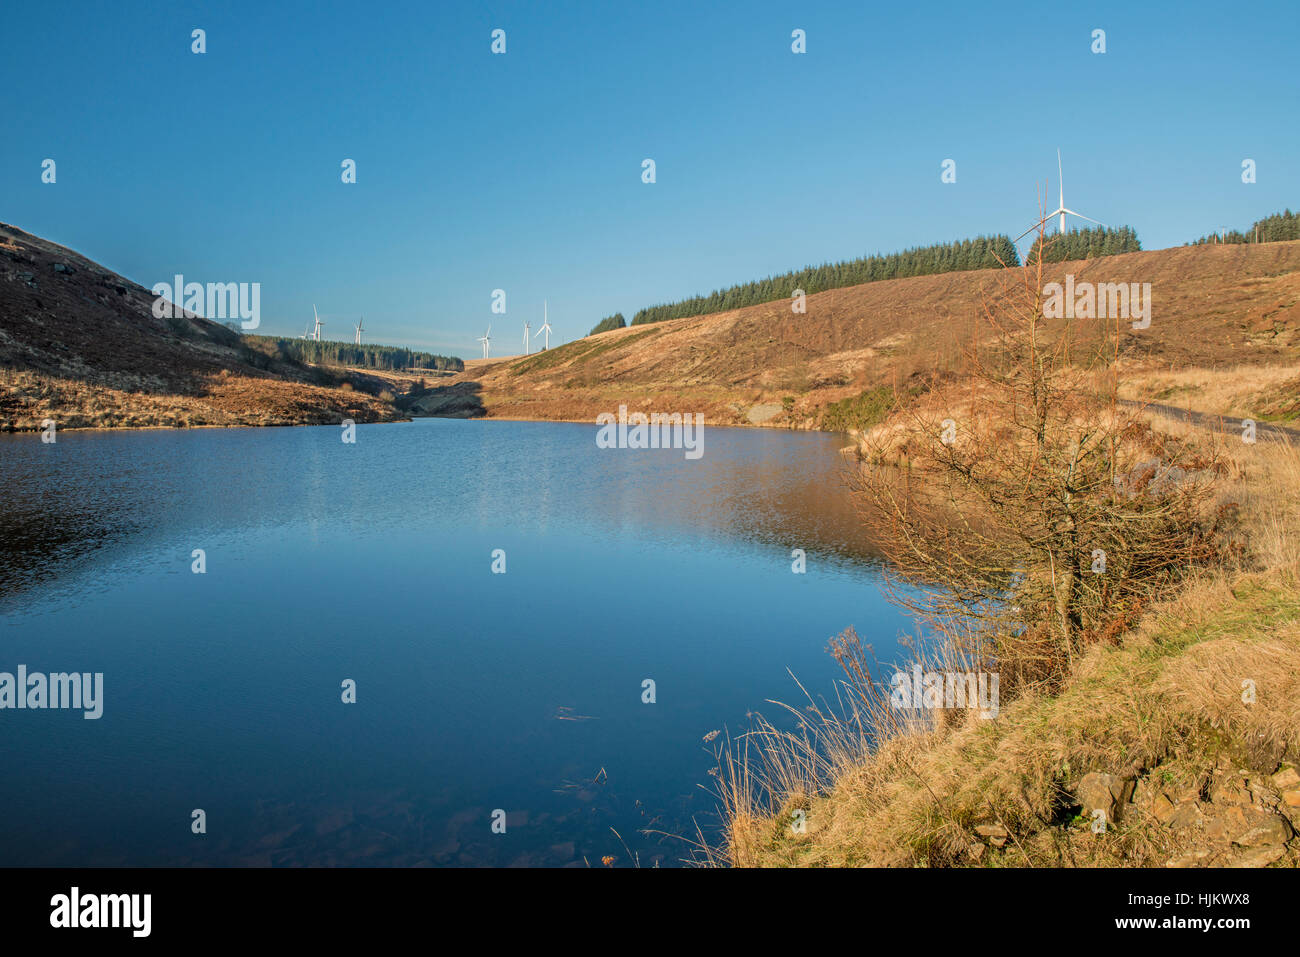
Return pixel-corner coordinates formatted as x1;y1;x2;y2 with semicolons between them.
3;0;1296;357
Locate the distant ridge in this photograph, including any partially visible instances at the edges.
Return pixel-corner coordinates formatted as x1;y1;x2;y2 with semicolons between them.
424;240;1300;430
0;222;404;430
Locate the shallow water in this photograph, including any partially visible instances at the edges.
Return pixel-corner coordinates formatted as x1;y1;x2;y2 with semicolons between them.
0;418;910;866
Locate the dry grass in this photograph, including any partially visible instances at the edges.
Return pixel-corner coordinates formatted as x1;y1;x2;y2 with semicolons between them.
0;368;403;430
709;402;1300;868
1121;362;1300;423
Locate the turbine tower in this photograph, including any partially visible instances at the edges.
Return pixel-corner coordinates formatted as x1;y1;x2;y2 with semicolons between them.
1014;149;1108;242
477;324;492;359
537;300;552;350
312;305;325;342
354;316;364;346
523;320;531;355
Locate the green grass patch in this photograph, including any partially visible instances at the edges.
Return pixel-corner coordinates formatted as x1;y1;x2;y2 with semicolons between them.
817;385;895;432
508;339;601;377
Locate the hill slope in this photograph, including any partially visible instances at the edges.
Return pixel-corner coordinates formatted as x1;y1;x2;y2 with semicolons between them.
0;222;402;430
417;241;1300;428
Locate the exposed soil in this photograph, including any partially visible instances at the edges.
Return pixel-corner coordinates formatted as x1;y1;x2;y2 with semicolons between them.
0;222;404;430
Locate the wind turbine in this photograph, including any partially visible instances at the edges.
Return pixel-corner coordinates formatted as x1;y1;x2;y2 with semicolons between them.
1014;149;1108;242
354;316;364;346
312;304;325;342
477;324;492;358
536;300;552;350
523;320;531;355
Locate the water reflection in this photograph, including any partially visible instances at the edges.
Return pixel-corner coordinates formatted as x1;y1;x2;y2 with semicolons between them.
0;419;905;866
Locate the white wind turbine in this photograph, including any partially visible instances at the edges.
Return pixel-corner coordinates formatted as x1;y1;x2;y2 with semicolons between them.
1014;149;1108;243
536;300;552;350
354;316;364;346
523;320;531;354
477;324;492;358
312;304;325;342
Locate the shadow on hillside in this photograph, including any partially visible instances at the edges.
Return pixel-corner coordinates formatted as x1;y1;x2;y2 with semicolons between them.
404;380;486;418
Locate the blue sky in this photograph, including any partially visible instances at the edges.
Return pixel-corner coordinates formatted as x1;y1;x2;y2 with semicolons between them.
3;0;1297;357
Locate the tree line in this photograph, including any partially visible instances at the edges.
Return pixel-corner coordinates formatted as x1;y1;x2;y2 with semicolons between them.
628;235;1022;326
244;335;463;372
1187;209;1299;246
588;313;627;336
1025;225;1142;264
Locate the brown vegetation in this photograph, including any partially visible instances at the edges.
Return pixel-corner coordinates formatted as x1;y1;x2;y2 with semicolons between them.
705;226;1300;869
435;240;1300;430
0;222;405;430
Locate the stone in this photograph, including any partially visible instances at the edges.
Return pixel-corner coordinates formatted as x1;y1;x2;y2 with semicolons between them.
1236;844;1286;868
1077;772;1134;822
1233;813;1292;848
967;842;986;862
1170;775;1205;804
1209;775;1252;806
1272;767;1300;790
1152;794;1178;823
974;823;1008;848
1282;790;1300;808
1205;806;1247;842
1166;802;1203;830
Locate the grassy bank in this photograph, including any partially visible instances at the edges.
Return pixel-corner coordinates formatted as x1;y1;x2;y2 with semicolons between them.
710;253;1300;868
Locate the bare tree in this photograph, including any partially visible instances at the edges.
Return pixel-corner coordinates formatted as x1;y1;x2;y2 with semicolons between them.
851;211;1232;695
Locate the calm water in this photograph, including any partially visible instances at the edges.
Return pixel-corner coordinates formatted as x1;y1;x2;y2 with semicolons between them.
0;418;909;866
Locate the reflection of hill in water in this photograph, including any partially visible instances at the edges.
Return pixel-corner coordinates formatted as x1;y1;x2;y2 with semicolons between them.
557;427;882;570
0;421;879;605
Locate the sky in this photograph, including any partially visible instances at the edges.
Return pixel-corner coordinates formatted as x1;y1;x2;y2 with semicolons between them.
2;0;1297;357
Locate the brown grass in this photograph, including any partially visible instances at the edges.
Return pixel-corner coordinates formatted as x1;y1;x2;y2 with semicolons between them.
709;430;1300;867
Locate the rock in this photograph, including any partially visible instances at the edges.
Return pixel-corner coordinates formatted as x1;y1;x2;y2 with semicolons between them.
1166;802;1203;830
1153;794;1178;824
1272;767;1300;790
745;403;784;424
1282;790;1300;808
1205;806;1247;842
1169;776;1205;804
1233;813;1292;848
1236;844;1286;868
967;842;985;862
52;262;75;274
974;823;1008;848
1209;774;1252;806
1077;772;1134;822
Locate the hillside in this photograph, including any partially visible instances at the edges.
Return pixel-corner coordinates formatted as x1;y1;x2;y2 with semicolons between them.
417;241;1300;428
0;222;403;430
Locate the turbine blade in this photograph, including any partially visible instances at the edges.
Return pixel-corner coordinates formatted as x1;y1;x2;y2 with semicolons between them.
1057;149;1064;207
1013;216;1050;242
1061;209;1108;227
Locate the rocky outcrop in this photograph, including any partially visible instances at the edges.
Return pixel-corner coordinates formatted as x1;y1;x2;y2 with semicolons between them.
1124;756;1296;867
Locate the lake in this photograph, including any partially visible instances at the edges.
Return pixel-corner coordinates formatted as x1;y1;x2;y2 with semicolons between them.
0;418;910;866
